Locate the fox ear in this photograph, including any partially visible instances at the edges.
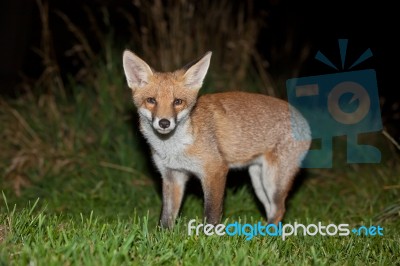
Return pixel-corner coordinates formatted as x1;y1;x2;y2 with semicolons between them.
183;51;212;90
123;50;153;90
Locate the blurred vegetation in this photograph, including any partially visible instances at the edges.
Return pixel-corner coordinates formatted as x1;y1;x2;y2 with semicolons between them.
19;0;314;97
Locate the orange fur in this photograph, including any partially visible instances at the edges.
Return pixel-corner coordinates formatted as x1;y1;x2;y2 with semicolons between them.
123;50;311;228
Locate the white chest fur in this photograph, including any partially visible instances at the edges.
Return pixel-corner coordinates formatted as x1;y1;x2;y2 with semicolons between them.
141;120;203;176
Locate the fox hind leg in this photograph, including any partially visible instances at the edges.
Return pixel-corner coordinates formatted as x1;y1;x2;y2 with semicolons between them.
259;154;283;224
251;152;294;225
249;164;271;218
259;150;302;225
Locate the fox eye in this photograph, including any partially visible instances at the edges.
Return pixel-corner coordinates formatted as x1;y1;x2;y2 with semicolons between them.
146;97;156;104
173;98;183;106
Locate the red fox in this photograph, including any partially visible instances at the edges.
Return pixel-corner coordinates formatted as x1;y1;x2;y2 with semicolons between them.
122;50;311;228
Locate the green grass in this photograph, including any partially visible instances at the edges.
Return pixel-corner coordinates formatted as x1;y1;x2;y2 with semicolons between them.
1;59;399;265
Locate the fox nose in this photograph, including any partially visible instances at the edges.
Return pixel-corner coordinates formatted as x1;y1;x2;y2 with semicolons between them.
159;119;171;129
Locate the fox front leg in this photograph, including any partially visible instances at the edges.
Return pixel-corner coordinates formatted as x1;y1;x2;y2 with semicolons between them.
160;170;189;228
201;163;228;225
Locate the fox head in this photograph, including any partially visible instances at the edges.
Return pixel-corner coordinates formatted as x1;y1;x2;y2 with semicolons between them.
123;51;212;134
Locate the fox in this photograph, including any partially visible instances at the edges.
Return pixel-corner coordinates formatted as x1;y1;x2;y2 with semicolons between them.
122;50;311;228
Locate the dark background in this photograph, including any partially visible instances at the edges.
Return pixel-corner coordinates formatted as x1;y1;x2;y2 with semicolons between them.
0;0;398;135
